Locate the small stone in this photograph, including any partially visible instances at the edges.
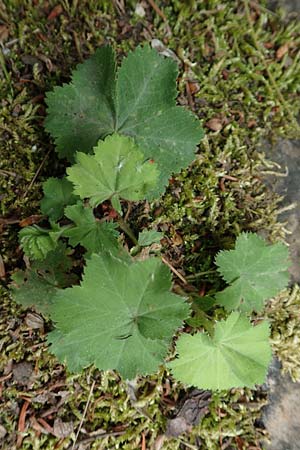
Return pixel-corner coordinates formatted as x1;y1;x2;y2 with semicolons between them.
205;118;223;131
53;418;74;438
166;417;189;437
12;361;33;386
0;425;7;440
135;3;146;17
25;312;44;329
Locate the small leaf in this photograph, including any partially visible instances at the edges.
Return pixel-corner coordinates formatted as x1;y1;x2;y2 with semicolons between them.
215;233;290;312
138;230;163;247
63;203;119;255
19;225;58;260
40;177;78;221
168;312;272;390
48;253;190;378
11;243;77;315
67;134;158;212
45;46;116;160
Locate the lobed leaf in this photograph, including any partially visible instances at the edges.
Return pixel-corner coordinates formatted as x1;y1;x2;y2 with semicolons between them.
19;225;58;260
45;46;116;160
67;134;158;213
63;202;119;255
40;177;78;221
45;45;203;194
215;233;290;312
11;243;77;315
138;230;163;247
48;253;190;378
168;312;272;390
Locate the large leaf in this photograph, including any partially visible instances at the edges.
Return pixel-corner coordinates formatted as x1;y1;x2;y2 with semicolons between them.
63;202;119;254
11;243;77;315
45;46;116;160
215;233;290;312
40;177;78;221
45;45;203;192
67;134;158;212
115;46;203;191
48;253;190;378
168;312;272;390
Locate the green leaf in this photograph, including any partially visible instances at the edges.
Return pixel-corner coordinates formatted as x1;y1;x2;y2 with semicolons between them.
48;253;190;378
10;243;77;315
45;46;116;160
19;225;58;260
45;45;203;193
40;177;78;221
116;46;203;192
67;134;158;212
215;233;290;312
138;230;163;247
63;203;119;254
168;312;272;390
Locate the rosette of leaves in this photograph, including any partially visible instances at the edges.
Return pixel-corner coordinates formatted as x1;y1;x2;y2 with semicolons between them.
45;45;203;194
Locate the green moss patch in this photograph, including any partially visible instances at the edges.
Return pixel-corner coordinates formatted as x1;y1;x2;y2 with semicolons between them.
1;0;300;448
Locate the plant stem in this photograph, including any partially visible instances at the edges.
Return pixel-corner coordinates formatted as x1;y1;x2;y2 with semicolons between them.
117;216;188;284
186;269;216;280
117;215;139;245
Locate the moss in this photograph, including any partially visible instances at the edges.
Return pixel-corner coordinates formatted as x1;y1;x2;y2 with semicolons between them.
265;285;300;382
1;0;300;448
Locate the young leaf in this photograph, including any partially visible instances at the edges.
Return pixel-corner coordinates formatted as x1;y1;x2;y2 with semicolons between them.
67;134;158;212
48;253;190;378
19;225;58;260
63;203;119;255
45;45;203;193
40;177;78;221
138;230;163;247
11;243;77;315
215;233;290;312
45;46;116;160
168;312;272;390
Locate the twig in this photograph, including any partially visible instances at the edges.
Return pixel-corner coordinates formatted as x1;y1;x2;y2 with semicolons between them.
147;0;171;34
147;0;167;21
118;215;188;284
141;432;146;450
161;256;187;285
185;269;216;280
17;400;30;448
23;149;51;198
72;30;83;62
71;379;96;450
70;431;125;448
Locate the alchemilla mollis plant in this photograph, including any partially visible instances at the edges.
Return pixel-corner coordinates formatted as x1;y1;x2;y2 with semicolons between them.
11;45;290;390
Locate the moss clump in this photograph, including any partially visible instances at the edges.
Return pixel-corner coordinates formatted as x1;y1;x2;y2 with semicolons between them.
1;0;300;448
265;285;300;382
